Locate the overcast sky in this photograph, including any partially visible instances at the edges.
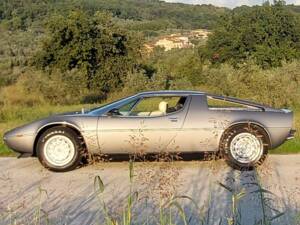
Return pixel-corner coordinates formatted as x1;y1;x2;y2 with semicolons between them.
164;0;300;8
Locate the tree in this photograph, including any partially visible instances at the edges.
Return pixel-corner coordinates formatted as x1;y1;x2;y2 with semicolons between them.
33;10;143;94
202;1;300;68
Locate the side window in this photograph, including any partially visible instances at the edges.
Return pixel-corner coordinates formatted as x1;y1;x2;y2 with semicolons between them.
118;99;139;116
130;96;186;117
207;97;255;109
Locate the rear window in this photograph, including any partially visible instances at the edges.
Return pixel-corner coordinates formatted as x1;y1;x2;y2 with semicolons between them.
207;97;255;109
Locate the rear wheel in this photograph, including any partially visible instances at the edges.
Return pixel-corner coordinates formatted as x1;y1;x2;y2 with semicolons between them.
37;126;83;172
220;125;269;170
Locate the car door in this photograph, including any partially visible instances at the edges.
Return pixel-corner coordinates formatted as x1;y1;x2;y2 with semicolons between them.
97;95;190;154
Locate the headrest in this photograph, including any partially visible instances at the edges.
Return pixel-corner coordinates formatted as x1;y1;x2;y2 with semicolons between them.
159;101;168;113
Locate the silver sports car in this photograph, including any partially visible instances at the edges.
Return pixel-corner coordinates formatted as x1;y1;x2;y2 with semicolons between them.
3;91;295;171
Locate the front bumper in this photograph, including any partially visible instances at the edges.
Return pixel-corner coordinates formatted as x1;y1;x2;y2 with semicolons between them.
287;129;296;140
3;131;35;154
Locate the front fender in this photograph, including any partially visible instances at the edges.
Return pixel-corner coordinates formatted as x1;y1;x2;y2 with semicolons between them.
34;116;100;154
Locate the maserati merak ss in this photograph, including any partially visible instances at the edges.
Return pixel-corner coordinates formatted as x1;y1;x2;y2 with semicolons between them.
3;91;295;171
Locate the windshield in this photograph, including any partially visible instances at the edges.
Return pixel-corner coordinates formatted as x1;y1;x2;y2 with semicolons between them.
88;94;138;116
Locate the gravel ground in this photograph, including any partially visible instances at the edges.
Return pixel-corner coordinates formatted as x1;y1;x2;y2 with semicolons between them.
0;155;299;225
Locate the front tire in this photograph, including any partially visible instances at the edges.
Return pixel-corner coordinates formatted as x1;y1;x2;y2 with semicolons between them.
220;125;269;170
37;126;83;172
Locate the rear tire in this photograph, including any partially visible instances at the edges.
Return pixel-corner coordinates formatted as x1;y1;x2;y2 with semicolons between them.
37;126;83;172
220;124;269;170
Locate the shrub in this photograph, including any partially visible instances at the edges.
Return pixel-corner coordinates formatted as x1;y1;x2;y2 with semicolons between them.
0;72;45;107
33;10;143;95
201;61;300;108
203;1;300;68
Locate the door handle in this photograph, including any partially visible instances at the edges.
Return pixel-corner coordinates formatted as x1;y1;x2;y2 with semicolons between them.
168;117;178;122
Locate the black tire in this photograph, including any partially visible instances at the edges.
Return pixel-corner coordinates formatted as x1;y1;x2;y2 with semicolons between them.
220;124;269;170
37;126;83;172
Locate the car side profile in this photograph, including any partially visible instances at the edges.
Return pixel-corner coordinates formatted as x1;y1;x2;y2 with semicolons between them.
3;91;295;171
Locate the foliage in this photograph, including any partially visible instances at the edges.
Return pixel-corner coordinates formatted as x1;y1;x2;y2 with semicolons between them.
85;0;227;31
202;1;300;68
0;27;39;88
199;61;300;108
91;162;290;225
33;11;142;95
0;0;73;30
146;48;204;86
0;0;227;31
2;159;298;224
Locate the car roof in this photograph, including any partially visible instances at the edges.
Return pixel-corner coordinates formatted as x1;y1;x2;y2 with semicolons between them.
137;90;205;96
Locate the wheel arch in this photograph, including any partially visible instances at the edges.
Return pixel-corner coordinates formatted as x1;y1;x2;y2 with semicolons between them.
33;122;85;156
219;121;271;151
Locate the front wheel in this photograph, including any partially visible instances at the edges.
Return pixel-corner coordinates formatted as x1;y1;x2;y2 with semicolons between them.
37;126;83;172
221;125;269;170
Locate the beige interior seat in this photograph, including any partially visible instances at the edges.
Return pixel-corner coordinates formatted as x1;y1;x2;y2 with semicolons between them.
150;101;168;116
137;111;151;116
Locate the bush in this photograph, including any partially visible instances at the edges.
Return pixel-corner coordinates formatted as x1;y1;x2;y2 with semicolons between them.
0;68;92;107
203;1;300;68
0;72;46;107
201;61;300;108
33;10;143;95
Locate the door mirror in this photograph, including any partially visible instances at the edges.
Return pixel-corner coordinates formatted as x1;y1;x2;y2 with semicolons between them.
107;108;121;116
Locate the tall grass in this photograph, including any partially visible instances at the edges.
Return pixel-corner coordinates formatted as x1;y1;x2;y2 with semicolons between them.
93;160;204;225
217;181;246;225
94;160;138;225
91;161;292;225
1;185;49;225
1;159;298;225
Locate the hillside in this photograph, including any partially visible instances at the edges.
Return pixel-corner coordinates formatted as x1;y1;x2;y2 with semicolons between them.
0;0;227;32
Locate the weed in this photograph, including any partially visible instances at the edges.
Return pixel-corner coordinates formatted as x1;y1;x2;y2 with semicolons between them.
94;160;138;225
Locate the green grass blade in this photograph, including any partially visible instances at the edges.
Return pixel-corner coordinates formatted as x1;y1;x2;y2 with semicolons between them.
94;175;105;194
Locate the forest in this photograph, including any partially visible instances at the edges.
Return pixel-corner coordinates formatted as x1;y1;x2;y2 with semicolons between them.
0;0;300;155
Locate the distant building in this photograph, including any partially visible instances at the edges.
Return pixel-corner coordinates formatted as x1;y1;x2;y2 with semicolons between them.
144;29;211;53
154;34;194;51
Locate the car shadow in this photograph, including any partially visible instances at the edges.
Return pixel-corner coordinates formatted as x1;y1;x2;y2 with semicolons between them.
88;152;217;163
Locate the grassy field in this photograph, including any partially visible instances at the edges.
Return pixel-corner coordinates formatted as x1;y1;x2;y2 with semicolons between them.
0;104;299;156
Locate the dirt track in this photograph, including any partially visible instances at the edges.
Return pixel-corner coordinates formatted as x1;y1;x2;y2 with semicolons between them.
0;155;299;225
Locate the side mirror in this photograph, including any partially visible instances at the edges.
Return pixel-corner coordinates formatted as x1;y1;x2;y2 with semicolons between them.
107;108;120;116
